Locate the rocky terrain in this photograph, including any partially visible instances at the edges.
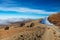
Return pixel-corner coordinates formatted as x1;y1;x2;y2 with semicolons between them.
0;19;47;40
0;13;60;40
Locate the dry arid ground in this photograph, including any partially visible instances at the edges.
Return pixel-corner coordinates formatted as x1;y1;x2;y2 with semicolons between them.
0;13;60;40
0;19;47;40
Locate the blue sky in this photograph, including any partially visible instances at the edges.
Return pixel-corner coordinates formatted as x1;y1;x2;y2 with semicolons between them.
0;0;60;19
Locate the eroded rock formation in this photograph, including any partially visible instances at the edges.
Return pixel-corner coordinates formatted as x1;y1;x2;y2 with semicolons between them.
48;13;60;26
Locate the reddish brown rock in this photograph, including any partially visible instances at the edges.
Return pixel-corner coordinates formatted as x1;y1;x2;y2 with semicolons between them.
48;12;60;26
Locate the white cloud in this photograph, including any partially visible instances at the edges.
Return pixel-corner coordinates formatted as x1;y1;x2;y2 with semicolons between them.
0;7;57;14
0;15;46;25
0;15;46;20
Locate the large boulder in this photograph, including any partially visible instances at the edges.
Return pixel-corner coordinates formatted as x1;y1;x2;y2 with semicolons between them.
48;13;60;26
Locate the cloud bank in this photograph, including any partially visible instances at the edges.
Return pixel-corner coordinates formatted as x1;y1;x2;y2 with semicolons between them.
0;7;56;14
0;7;56;25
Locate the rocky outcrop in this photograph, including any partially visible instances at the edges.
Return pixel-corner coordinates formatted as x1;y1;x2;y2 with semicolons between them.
48;13;60;26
